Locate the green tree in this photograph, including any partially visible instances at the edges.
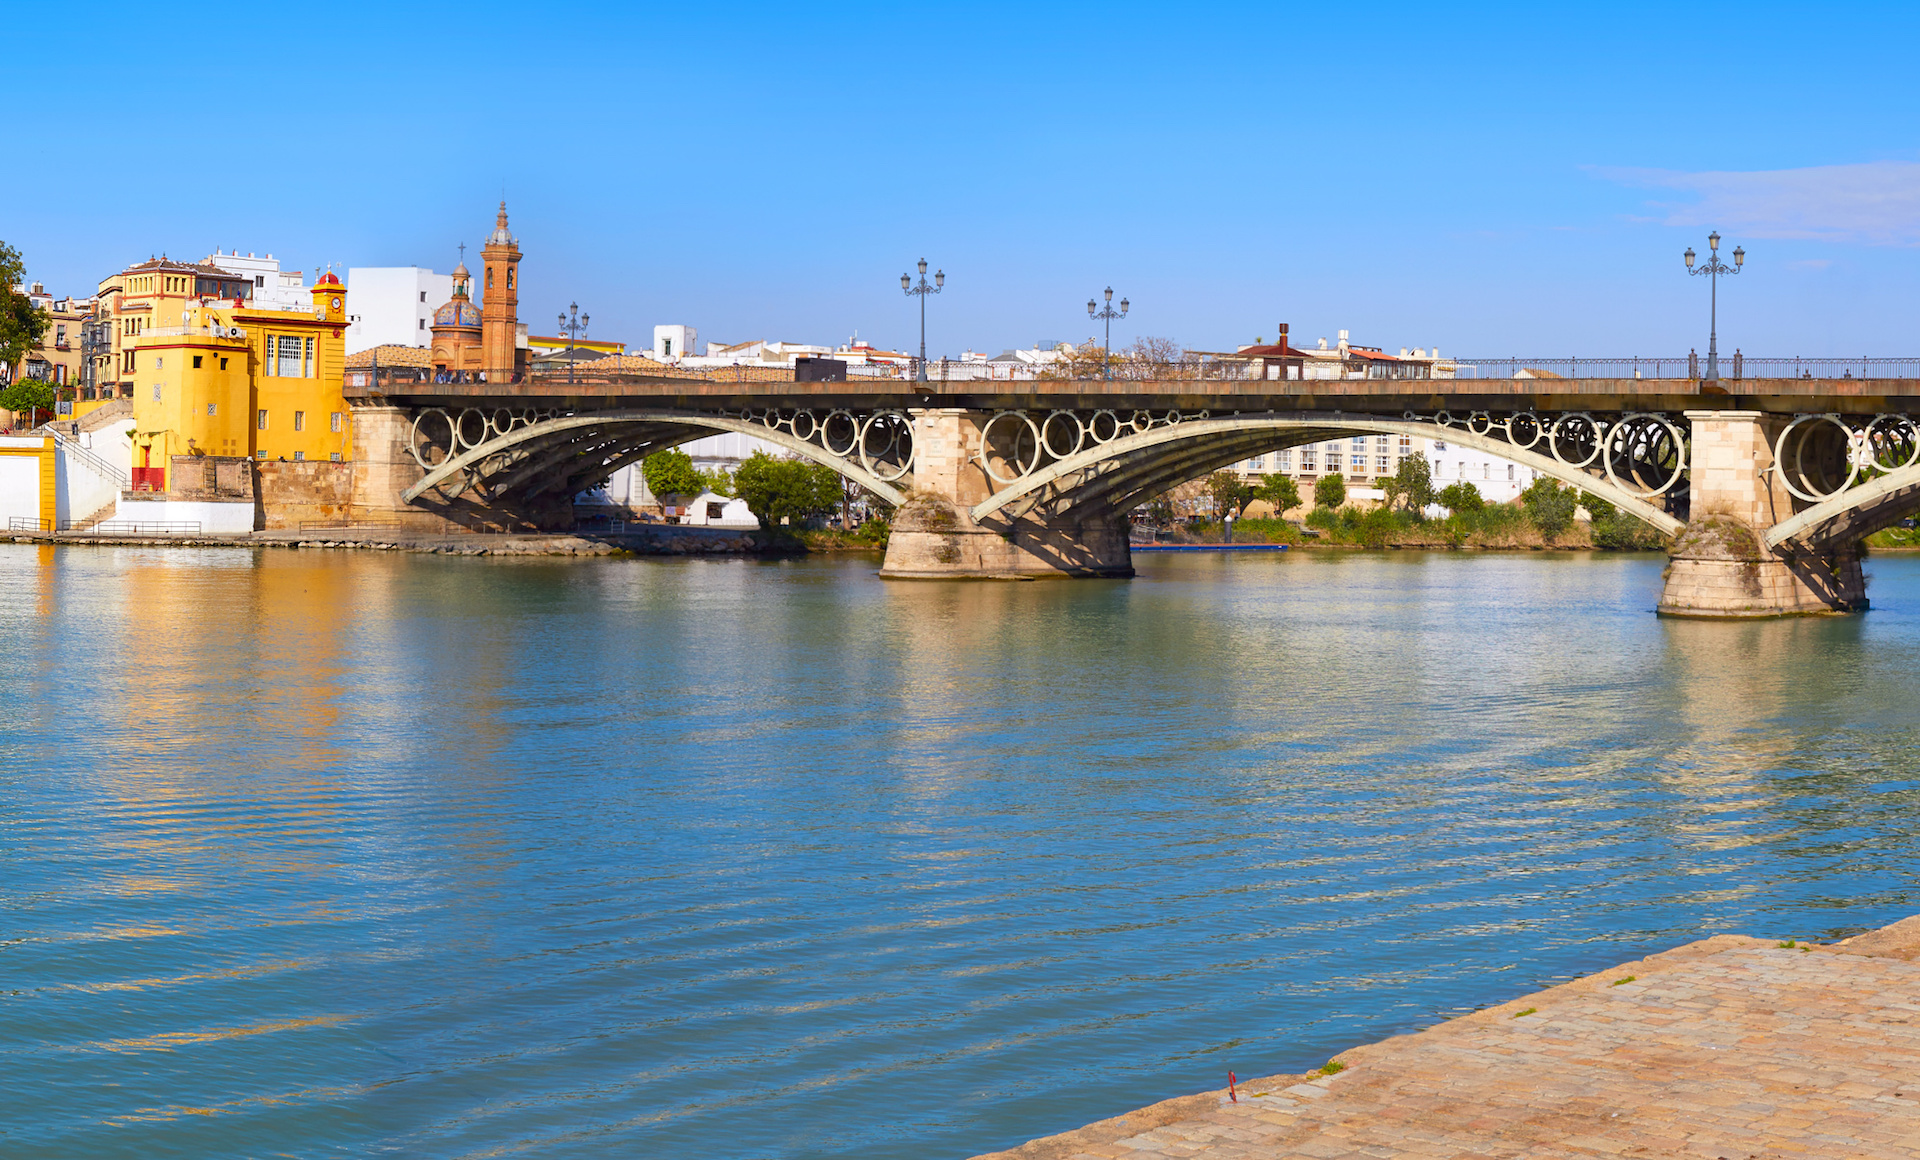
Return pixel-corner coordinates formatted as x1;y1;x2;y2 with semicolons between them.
642;447;703;499
0;241;47;373
1437;481;1485;514
698;466;734;496
1255;473;1302;517
732;451;843;526
1314;471;1347;509
0;378;56;428
1206;470;1252;519
1381;454;1435;513
1521;477;1577;539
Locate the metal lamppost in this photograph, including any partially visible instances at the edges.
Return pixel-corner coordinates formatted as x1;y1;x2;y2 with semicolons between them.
900;258;943;382
1684;232;1743;382
557;301;589;385
1087;286;1129;380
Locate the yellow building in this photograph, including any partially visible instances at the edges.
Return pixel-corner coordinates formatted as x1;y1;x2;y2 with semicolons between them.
125;270;351;491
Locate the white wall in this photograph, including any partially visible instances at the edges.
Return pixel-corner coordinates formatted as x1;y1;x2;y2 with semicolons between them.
206;250;309;311
56;448;121;523
112;496;255;534
0;446;41;528
654;324;697;361
346;267;454;351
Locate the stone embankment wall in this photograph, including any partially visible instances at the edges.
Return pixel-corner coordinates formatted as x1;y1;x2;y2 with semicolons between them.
257;460;353;529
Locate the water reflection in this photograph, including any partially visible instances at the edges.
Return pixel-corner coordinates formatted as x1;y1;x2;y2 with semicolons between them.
0;546;1916;1160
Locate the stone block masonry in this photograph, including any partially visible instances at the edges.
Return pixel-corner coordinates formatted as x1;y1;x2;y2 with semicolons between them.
971;914;1920;1159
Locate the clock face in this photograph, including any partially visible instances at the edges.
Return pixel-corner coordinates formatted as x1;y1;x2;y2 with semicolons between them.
331;296;342;311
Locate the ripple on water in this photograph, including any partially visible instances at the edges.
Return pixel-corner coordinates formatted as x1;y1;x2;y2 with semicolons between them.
0;547;1917;1159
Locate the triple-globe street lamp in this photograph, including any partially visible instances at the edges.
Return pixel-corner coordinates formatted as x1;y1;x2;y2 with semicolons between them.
557;301;589;385
1087;286;1129;380
1684;231;1744;382
901;258;944;382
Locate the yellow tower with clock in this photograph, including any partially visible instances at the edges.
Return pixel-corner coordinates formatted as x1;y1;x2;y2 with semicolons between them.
126;268;352;491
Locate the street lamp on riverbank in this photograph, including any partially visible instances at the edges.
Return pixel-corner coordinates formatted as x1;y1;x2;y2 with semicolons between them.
1685;232;1743;383
901;259;943;383
1088;287;1128;380
557;301;589;386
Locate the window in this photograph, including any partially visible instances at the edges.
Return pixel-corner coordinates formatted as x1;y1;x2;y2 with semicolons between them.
330;452;342;462
293;411;306;432
662;338;673;357
258;409;268;430
419;291;427;303
1399;436;1412;454
256;449;268;459
255;275;264;287
304;336;314;377
1277;450;1292;470
56;324;66;345
152;384;162;401
1507;464;1515;480
1352;436;1366;450
1326;453;1342;470
293;451;305;462
1376;454;1389;471
1300;452;1316;471
1483;464;1491;480
207;403;217;416
274;335;302;377
154;356;163;369
192;355;203;369
329;412;343;432
219;357;228;370
1250;454;1265;469
418;319;425;331
487;268;494;289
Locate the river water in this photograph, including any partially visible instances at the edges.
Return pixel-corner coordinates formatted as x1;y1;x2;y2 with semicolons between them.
2;545;1918;1159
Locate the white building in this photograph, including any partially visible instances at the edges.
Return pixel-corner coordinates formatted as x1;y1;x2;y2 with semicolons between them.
656;324;697;361
203;250;311;312
1424;435;1542;504
344;267;455;351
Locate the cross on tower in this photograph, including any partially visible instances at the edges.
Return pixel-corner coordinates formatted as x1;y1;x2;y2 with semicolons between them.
458;242;466;264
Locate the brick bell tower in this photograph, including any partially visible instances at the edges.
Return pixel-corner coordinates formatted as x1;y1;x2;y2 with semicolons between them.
479;201;522;380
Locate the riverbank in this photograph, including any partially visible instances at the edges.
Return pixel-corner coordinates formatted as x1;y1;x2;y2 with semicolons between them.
972;913;1920;1160
1;524;784;556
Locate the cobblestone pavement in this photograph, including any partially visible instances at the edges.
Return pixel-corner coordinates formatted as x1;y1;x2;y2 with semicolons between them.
976;918;1920;1160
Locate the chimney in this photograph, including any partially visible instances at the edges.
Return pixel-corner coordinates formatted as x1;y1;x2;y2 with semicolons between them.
1277;322;1289;349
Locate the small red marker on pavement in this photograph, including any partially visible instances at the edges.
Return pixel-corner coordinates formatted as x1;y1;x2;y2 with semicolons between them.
1228;1071;1237;1103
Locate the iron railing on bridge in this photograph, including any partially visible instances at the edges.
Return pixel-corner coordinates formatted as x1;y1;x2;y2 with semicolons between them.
1451;356;1920;381
343;356;1920;390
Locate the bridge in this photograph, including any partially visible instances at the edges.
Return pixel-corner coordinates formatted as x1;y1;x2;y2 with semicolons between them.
342;372;1920;618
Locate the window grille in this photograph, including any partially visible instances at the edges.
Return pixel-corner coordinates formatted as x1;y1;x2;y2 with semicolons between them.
258;409;268;430
293;411;305;432
294;451;305;462
330;412;342;433
274;335;303;377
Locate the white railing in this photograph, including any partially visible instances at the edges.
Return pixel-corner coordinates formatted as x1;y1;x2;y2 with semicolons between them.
51;430;131;488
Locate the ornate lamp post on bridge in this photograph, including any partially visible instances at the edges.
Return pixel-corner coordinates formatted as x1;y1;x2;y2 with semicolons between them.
901;258;943;382
557;301;589;386
1087;287;1128;380
1684;232;1743;382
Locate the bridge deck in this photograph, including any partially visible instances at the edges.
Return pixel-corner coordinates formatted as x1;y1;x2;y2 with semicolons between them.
347;376;1920;415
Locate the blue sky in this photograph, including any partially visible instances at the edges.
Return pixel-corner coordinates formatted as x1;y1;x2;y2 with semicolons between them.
9;1;1919;358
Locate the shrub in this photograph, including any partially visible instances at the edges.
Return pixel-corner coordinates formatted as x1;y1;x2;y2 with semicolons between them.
1521;478;1577;539
1437;481;1484;514
1313;472;1347;509
642;448;703;499
1382;454;1435;513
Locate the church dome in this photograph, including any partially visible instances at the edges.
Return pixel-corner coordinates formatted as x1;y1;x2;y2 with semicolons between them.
452;261;470;280
434;300;481;328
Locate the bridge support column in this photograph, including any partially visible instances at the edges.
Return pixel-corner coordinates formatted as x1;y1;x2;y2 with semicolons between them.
1658;410;1867;617
879;409;1133;579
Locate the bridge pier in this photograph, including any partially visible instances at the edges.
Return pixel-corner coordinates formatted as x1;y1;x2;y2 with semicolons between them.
1657;410;1868;618
879;409;1133;579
